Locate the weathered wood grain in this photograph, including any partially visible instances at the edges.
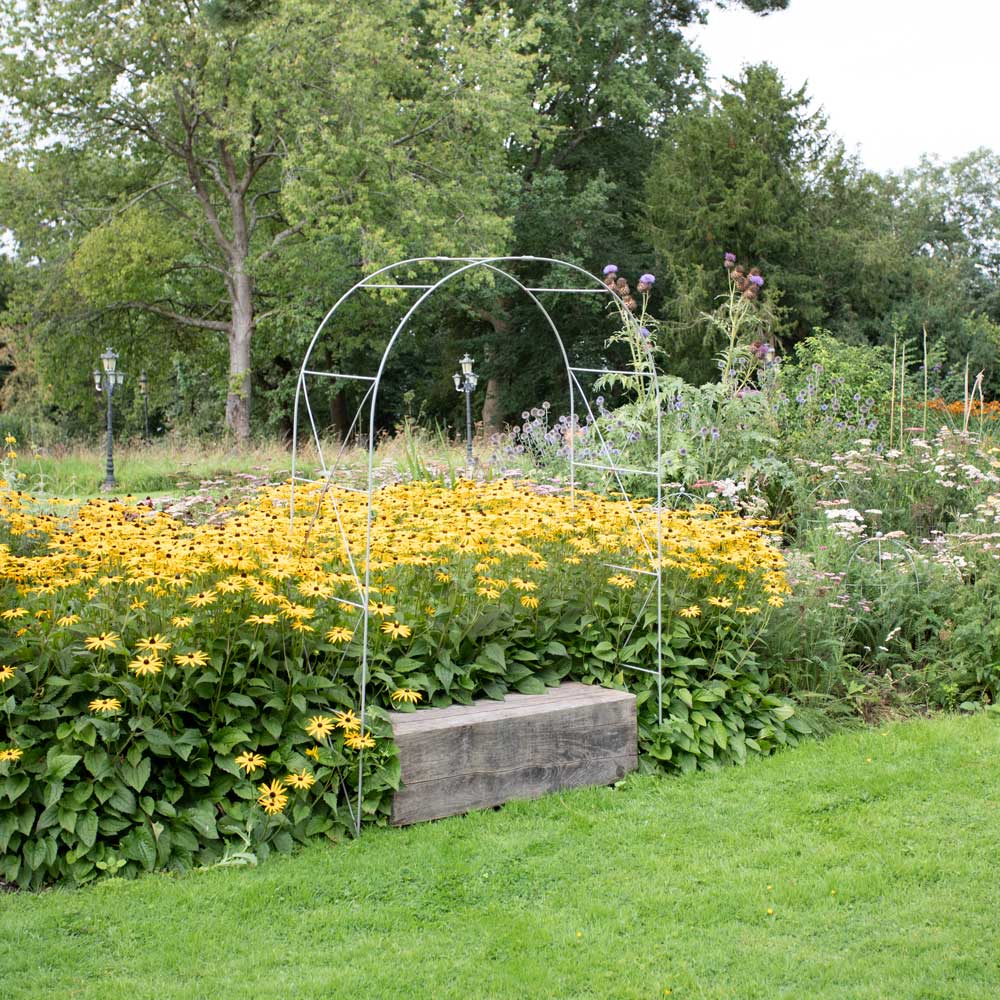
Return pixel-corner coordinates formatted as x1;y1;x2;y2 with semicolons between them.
388;681;637;825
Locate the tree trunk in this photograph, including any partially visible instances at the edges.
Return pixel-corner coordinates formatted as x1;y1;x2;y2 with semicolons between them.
480;377;504;434
225;269;254;442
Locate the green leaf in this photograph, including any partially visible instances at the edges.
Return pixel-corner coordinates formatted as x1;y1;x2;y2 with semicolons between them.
514;676;546;695
76;811;99;849
122;757;152;793
46;753;82;781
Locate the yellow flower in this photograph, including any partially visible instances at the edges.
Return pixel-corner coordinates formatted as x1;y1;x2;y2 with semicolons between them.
84;632;120;652
607;574;636;589
257;779;288;816
767;596;785;608
381;620;412;640
235;751;267;774
678;605;701;618
186;591;217;608
367;600;395;618
290;619;314;633
510;578;538;592
390;688;423;704
735;606;760;616
128;653;163;677
520;595;539;609
56;614;81;627
305;715;337;740
424;605;436;615
14;627;27;638
333;709;360;733
174;650;210;668
170;615;193;628
0;607;28;620
564;556;582;565
343;730;376;751
284;769;316;790
435;571;451;583
0;747;24;763
304;745;321;761
34;608;51;619
129;597;147;611
706;596;733;608
246;614;279;626
4;434;15;445
325;626;354;644
88;697;122;713
136;633;172;652
0;665;15;683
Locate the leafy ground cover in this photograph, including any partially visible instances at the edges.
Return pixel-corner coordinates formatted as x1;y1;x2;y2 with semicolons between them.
0;478;799;886
2;713;998;1000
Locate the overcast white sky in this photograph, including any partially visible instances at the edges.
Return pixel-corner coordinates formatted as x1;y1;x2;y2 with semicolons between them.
684;0;999;175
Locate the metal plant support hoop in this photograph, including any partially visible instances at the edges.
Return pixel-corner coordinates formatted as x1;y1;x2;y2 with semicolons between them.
290;256;665;833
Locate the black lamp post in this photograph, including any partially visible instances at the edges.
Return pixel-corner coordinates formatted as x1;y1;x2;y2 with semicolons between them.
93;348;125;490
139;369;150;445
452;353;478;471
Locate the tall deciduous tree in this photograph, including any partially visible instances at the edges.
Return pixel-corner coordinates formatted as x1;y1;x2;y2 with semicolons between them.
0;0;535;440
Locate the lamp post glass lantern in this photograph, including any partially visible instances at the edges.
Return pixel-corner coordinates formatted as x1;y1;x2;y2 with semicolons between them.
453;353;478;470
94;348;125;489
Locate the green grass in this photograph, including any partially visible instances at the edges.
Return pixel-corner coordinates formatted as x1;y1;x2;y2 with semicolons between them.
3;714;999;999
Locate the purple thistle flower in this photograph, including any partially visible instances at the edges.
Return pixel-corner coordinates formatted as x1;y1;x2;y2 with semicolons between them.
638;326;651;339
637;273;656;292
603;264;618;276
724;252;736;263
749;274;764;288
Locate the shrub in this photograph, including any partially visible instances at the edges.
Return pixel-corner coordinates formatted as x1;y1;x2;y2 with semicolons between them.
0;479;802;886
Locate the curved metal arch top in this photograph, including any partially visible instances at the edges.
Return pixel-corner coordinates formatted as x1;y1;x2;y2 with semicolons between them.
289;255;664;835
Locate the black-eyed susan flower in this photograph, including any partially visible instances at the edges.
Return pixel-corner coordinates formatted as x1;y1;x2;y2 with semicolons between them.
380;620;412;640
367;600;395;618
333;709;360;733
325;626;353;643
128;653;163;677
257;779;288;815
390;688;423;705
0;665;15;683
706;596;733;608
344;731;376;751
246;614;279;626
0;747;24;763
56;613;81;627
84;631;120;652
520;595;539;609
304;745;321;761
174;650;210;668
305;715;337;740
678;605;701;618
235;751;267;774
88;697;122;713
284;769;316;790
1;607;28;620
135;633;172;652
170;615;193;628
607;574;636;589
186;591;217;608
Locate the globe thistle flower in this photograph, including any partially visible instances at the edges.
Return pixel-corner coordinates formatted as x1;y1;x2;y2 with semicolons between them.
724;252;737;268
602;264;618;275
749;274;764;288
637;273;656;292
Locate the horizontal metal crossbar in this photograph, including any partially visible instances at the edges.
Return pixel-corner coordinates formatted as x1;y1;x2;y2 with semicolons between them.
525;287;609;294
335;598;365;610
361;283;435;289
303;370;377;381
601;562;658;577
574;461;658;476
619;663;660;677
568;366;657;379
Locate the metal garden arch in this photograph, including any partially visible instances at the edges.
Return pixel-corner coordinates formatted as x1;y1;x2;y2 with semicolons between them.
290;256;665;832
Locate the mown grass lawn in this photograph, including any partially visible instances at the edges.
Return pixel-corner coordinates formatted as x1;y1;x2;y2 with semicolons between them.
2;714;998;1000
